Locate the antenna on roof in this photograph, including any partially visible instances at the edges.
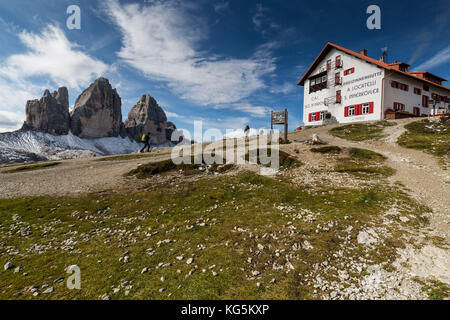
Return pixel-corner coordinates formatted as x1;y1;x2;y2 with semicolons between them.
381;44;388;63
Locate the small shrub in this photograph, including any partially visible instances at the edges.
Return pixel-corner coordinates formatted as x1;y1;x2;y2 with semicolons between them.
349;148;386;162
330;121;396;141
311;146;342;154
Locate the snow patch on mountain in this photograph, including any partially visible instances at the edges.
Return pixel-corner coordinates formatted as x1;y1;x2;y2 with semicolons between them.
0;130;152;164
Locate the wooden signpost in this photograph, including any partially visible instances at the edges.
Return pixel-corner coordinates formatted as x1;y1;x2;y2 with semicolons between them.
271;109;288;142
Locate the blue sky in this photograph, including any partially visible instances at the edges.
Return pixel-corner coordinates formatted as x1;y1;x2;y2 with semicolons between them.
0;0;449;135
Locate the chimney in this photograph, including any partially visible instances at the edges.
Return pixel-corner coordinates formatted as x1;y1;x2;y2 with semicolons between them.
380;55;386;63
360;49;368;56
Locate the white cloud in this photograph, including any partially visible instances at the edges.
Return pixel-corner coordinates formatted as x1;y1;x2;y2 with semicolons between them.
182;115;249;131
105;0;275;107
166;111;182;119
0;76;44;132
252;3;266;29
252;3;280;36
214;1;229;15
269;82;297;94
0;24;111;132
0;110;25;132
230;103;270;117
2;25;109;90
414;45;450;71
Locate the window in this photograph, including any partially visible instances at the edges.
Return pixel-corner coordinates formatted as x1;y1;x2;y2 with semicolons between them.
336;90;341;103
414;88;422;95
310;79;315;86
327;59;332;71
422;95;429;108
423;85;429;91
335;55;342;68
335;72;341;85
413;107;420;116
344;67;355;76
322;75;327;82
393;102;405;111
345;102;374;117
362;103;370;114
309;111;327;122
348;106;355;116
316;77;321;84
391;81;409;91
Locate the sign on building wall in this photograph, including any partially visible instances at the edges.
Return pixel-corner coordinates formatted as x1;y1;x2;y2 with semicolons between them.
271;109;288;141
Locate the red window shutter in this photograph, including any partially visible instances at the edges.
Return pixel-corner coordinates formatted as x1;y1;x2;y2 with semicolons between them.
344;106;349;117
358;104;363;115
308;113;312;122
369;102;374;114
316;112;320;121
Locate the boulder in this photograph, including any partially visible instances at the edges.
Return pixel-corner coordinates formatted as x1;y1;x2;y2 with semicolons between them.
124;94;168;144
22;87;70;135
70;77;122;138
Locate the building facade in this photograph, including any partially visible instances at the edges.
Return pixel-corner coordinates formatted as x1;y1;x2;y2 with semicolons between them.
298;43;450;126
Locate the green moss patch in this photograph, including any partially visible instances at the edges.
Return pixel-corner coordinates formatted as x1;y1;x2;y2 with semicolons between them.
398;117;450;159
330;121;396;141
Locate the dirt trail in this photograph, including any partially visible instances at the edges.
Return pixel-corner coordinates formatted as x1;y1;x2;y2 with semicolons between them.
0;150;173;198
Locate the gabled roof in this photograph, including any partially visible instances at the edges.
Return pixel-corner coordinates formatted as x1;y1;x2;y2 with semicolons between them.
297;42;450;92
408;71;447;82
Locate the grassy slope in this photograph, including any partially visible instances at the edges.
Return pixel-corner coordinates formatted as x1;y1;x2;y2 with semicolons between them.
330;121;396;141
334;148;395;178
397;117;450;160
0;169;430;300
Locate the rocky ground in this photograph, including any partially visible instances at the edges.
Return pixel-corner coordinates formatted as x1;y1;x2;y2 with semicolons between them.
0;118;448;300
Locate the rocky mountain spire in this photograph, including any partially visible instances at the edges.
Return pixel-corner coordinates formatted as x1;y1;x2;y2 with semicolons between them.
22;87;70;135
70;77;123;138
124;94;169;144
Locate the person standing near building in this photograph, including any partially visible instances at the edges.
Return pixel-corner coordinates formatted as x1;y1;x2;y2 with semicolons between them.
140;132;152;153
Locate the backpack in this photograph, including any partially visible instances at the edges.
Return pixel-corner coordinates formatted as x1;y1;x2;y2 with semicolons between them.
141;134;147;142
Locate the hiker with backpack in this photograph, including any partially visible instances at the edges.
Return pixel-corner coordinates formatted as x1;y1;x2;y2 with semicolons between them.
140;132;152;153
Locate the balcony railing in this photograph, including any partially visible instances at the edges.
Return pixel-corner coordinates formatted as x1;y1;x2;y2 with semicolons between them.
324;95;342;106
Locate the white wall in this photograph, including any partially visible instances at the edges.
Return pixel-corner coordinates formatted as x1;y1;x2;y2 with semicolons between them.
303;48;385;126
383;74;450;116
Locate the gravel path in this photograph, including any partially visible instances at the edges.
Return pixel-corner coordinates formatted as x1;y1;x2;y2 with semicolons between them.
0;150;173;198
